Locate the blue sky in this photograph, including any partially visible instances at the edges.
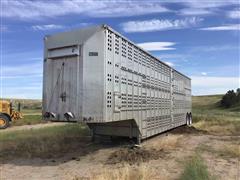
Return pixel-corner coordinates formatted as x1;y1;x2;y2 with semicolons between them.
1;0;240;99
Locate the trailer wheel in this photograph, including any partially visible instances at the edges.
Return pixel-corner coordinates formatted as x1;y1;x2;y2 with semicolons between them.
0;114;10;129
189;112;192;125
186;113;189;125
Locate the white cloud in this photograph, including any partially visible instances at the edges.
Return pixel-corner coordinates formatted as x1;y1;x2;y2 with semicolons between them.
180;0;238;9
92;2;169;17
164;62;175;67
191;76;240;95
32;24;64;31
1;0;169;20
2;0;239;21
200;24;240;31
122;17;203;33
137;42;176;51
228;8;240;19
180;8;212;16
176;0;239;15
201;72;207;76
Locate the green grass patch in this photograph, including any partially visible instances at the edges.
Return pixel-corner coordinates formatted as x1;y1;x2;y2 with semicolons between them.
179;154;215;180
0;123;90;160
21;108;42;115
12;114;44;126
192;95;240;121
192;95;240;135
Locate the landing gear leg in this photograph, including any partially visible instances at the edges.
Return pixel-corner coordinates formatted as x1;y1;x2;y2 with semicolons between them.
136;133;141;145
91;128;95;142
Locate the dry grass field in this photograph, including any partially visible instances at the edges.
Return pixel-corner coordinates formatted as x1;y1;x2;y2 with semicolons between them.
0;95;239;180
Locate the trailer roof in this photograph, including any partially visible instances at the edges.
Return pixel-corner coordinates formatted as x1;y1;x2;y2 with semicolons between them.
102;25;191;80
44;25;102;49
45;24;190;80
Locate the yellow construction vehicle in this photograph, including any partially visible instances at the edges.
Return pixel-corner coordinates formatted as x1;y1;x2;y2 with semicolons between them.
0;100;23;129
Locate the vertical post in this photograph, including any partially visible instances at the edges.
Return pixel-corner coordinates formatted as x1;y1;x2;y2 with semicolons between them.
18;102;21;112
136;132;141;145
10;102;13;115
76;45;80;120
129;121;133;139
91;127;95;142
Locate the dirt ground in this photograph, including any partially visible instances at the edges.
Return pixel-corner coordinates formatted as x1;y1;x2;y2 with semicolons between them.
0;126;239;180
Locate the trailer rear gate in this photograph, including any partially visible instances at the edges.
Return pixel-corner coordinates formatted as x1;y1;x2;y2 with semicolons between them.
43;25;191;142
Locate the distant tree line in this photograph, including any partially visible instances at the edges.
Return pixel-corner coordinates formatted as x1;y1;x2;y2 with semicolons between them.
221;88;240;108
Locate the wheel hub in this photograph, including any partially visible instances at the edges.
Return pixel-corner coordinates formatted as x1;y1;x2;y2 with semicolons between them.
0;118;6;126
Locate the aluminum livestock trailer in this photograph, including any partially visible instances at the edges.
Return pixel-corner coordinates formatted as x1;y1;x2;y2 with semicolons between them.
43;25;191;143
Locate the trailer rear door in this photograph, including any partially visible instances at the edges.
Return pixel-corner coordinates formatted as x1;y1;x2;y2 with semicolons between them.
45;45;80;121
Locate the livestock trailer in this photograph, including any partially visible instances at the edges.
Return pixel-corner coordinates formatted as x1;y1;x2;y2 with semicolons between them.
43;25;191;143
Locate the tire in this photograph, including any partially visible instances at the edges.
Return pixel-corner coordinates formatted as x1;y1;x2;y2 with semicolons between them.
189;112;192;125
0;114;10;129
186;113;189;125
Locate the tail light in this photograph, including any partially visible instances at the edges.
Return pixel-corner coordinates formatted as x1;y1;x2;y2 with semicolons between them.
64;112;75;120
44;112;56;118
